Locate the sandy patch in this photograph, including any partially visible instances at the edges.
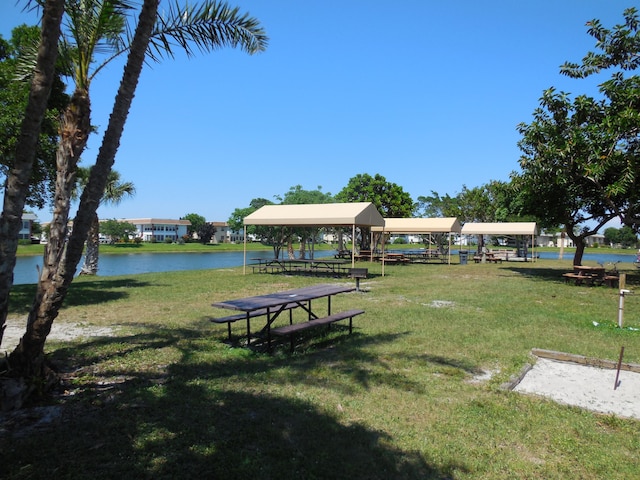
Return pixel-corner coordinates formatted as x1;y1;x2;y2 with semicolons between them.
1;318;116;354
513;357;640;420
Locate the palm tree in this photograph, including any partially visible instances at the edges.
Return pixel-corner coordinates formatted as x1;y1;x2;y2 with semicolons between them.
77;168;135;275
0;0;65;348
3;0;267;409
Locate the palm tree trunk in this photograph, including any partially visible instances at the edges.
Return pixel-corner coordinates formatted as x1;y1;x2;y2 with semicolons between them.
80;213;100;275
7;0;159;402
0;0;64;348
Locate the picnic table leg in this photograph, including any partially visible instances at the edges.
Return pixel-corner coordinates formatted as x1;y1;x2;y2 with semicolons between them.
246;313;251;346
267;309;272;352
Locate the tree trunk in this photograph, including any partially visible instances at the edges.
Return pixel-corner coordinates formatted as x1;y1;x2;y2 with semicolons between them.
5;0;159;409
0;0;64;348
299;235;306;259
80;213;100;275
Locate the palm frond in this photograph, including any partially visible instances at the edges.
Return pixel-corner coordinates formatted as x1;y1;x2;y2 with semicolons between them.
65;0;136;88
145;0;268;62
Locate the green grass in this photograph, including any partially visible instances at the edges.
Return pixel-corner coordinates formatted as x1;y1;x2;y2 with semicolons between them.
2;259;640;479
16;240;290;256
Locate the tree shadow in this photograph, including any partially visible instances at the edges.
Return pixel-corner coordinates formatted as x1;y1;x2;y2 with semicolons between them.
2;327;467;479
8;278;153;315
499;265;567;283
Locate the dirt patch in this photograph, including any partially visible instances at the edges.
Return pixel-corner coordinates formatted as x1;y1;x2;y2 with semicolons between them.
1;318;117;354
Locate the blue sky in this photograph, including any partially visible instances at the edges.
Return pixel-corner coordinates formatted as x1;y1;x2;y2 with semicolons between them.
0;1;632;225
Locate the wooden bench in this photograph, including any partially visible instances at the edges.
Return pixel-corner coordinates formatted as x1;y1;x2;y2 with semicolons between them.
562;272;596;286
473;254;502;263
210;302;299;340
348;268;368;291
270;309;365;352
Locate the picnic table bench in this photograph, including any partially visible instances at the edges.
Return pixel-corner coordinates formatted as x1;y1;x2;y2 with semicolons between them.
562;265;613;286
473;253;503;263
210;302;298;340
271;308;365;352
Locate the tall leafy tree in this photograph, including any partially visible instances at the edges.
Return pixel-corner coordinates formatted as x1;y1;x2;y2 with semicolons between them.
2;0;267;409
279;185;333;259
182;213;206;238
516;7;640;265
337;173;414;249
182;213;216;243
418;181;524;251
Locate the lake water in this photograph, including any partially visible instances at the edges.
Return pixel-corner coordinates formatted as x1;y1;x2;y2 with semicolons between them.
12;249;638;285
13;250;278;285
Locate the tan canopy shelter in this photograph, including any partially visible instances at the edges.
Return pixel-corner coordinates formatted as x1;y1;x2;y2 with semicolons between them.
242;202;385;273
460;222;537;261
371;217;462;264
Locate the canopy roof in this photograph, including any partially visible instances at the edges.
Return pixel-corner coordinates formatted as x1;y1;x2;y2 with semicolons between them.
371;217;461;233
460;222;537;235
243;202;385;227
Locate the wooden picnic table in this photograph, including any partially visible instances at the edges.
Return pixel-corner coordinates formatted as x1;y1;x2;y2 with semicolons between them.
251;258;350;276
563;265;607;286
381;253;411;265
211;283;362;351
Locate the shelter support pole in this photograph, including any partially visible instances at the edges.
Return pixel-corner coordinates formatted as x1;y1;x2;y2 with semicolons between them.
381;230;385;276
532;233;535;262
352;224;355;269
243;225;247;275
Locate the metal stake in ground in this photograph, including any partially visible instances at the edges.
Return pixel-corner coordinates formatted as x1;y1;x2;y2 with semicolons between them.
614;346;625;390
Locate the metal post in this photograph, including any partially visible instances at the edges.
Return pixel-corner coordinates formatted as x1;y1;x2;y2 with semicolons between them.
618;289;631;328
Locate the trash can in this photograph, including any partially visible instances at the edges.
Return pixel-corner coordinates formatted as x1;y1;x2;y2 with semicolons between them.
459;250;468;265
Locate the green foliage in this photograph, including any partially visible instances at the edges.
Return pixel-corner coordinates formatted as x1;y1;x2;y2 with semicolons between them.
182;213;206;236
336;173;414;217
515;7;640;262
604;226;638;247
197;222;216;244
0;25;69;208
417;180;528;223
279;184;333;205
100;218;136;242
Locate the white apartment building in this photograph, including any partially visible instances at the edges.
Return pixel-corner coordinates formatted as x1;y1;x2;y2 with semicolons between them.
125;218;191;242
19;213;37;240
211;222;244;243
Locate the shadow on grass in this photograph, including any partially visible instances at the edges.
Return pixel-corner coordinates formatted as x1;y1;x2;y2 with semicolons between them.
8;278;153;315
500;265;568;283
2;327;467;479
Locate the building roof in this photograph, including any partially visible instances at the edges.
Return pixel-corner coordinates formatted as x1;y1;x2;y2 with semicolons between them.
124;218;191;226
371;217;461;233
243;202;385;227
460;222;537;235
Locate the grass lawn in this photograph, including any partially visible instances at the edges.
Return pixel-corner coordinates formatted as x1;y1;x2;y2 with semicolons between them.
2;258;640;479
